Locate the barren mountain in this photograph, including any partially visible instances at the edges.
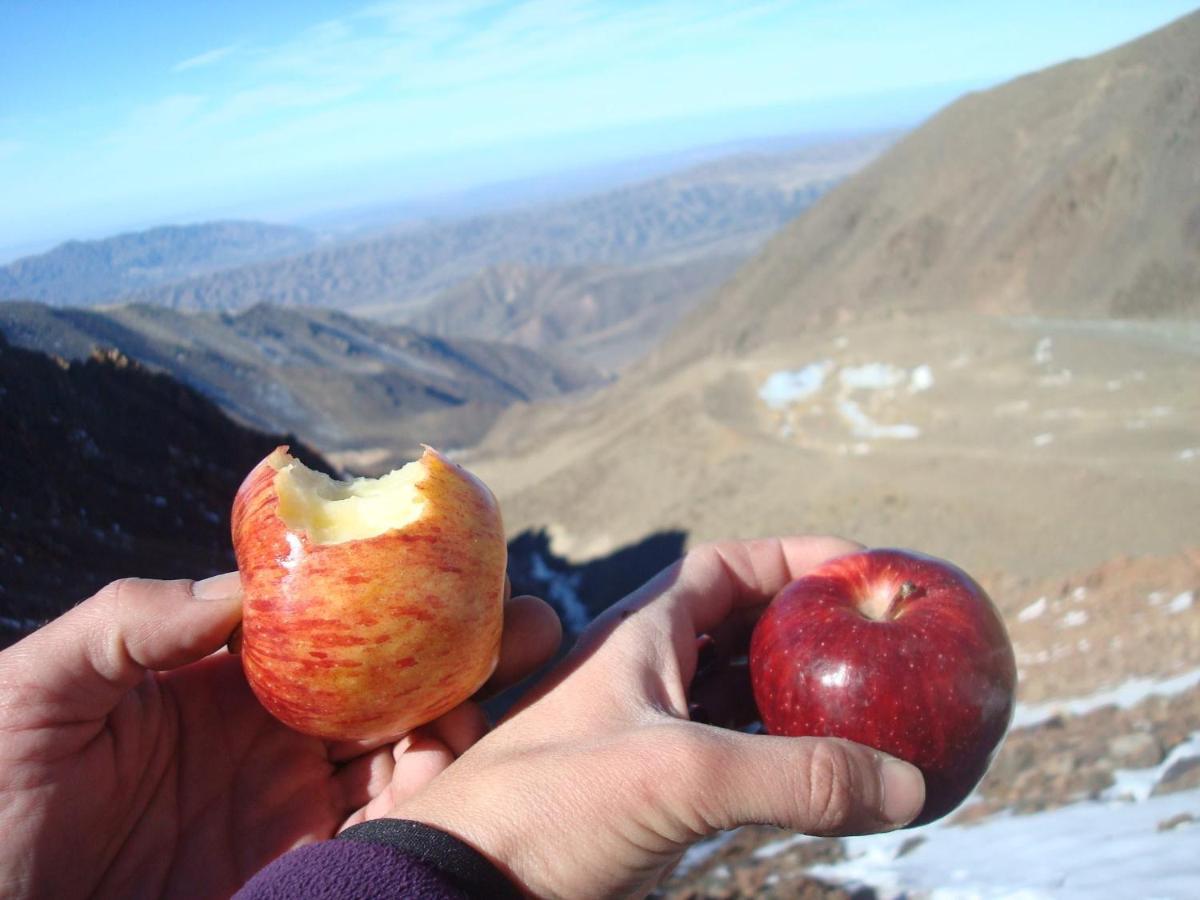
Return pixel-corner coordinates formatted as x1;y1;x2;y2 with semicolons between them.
463;12;1200;579
115;133;892;315
658;10;1200;369
0;221;316;306
0;301;599;468
406;254;743;373
0;333;330;646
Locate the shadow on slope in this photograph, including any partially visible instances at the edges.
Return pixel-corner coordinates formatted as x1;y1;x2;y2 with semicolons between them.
507;527;689;638
0;333;331;647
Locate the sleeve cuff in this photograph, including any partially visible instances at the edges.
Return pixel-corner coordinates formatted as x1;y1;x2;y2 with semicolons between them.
338;818;523;900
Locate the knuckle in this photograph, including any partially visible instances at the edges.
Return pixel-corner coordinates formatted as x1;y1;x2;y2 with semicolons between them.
800;740;859;834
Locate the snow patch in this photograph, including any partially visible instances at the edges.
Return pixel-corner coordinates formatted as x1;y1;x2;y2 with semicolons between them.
758;362;833;409
809;788;1200;900
529;552;590;635
908;364;934;393
1105;732;1200;803
839;363;907;391
1033;337;1053;365
1059;609;1088;628
838;399;920;440
1166;591;1194;614
1012;668;1200;730
1017;597;1048;622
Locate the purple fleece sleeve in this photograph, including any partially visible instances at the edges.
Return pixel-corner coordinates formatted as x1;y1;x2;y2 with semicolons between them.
233;819;523;899
233;839;466;899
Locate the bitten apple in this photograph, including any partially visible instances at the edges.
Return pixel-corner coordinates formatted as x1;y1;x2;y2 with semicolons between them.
749;548;1016;826
232;445;507;742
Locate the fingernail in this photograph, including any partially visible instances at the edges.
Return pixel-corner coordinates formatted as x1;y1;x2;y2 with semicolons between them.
880;757;925;827
193;572;242;601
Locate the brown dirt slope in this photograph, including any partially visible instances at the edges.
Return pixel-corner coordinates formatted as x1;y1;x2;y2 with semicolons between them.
658;10;1200;368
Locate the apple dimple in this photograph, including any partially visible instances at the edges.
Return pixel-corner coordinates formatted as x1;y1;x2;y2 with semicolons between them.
749;547;1016;826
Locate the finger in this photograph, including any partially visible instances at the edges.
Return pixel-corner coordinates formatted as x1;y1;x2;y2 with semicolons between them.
570;537;862;716
426;701;489;757
335;744;397;812
0;574;243;720
478;594;562;698
665;728;925;838
663;536;865;639
337;731;458;832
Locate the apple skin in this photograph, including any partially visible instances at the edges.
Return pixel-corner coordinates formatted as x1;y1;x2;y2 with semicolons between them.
749;548;1016;826
232;446;507;742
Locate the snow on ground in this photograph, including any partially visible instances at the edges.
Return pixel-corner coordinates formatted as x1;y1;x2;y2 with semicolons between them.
759;362;833;408
528;551;591;635
809;787;1200;899
1012;668;1200;730
1017;597;1047;622
839;363;908;391
838;399;921;440
1106;732;1200;803
760;360;928;440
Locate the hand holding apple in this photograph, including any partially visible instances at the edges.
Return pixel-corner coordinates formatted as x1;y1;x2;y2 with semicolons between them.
232;446;507;742
749;548;1016;826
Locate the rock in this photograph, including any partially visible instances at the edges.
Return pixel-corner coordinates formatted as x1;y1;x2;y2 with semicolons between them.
1151;755;1200;796
1107;732;1164;768
1157;813;1196;832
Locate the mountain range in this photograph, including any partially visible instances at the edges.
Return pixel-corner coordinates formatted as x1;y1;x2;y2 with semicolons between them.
0;221;317;306
0;133;892;319
0;301;598;469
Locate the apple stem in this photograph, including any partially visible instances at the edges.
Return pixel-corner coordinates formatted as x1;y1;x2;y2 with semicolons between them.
895;581;919;604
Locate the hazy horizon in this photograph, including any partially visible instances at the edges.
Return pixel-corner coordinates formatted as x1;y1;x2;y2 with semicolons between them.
3;1;1196;260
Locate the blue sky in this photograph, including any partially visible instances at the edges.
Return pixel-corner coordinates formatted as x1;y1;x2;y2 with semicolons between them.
1;1;1196;257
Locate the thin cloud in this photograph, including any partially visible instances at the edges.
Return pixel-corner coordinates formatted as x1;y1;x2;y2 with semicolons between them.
173;44;238;73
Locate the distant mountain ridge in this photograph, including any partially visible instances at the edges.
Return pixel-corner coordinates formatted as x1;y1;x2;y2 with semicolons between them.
0;221;317;306
0;300;599;470
63;133;891;316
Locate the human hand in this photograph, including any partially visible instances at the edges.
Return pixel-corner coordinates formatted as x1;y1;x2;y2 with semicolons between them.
0;574;560;899
390;537;927;899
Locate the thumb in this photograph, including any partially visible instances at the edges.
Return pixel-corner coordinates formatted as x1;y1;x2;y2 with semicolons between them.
672;728;925;837
1;574;243;721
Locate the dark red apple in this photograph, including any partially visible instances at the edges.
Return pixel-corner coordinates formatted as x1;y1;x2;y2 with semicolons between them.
749;548;1016;826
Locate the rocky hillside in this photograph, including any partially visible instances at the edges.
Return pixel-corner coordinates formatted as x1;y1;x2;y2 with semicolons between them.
0;300;600;469
0;221;316;305
658;10;1200;368
0;333;330;647
407;254;743;373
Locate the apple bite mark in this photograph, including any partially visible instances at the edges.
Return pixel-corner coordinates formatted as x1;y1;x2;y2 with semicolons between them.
232;446;507;742
271;449;428;545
